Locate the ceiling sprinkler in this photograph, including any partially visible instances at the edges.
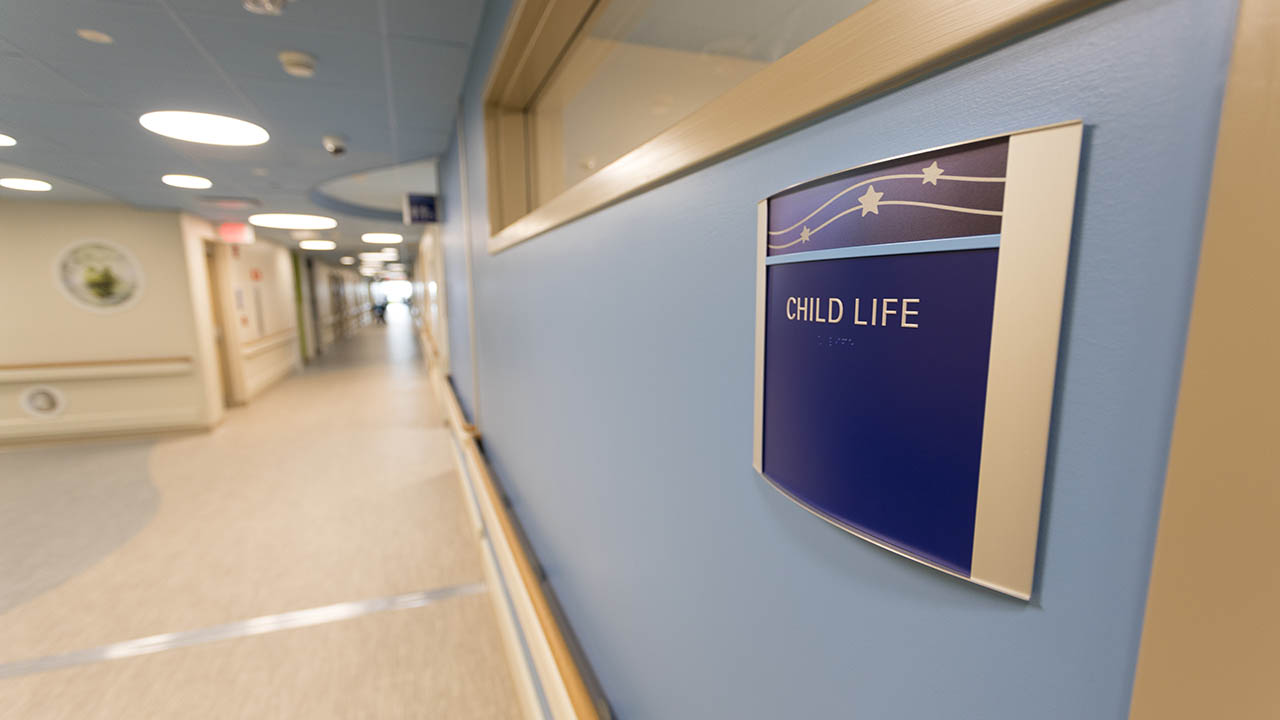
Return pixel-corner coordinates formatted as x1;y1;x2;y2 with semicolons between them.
243;0;291;16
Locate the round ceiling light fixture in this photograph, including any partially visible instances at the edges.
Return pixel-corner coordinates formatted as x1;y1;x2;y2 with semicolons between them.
139;111;269;146
0;133;15;147
248;213;336;230
76;28;114;44
339;256;355;265
0;178;52;192
162;173;213;189
298;239;337;251
361;232;402;244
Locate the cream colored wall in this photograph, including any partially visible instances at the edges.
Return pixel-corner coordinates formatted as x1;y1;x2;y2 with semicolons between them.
341;270;371;334
213;241;301;404
297;256;318;362
0;200;216;442
178;214;224;427
415;225;450;370
307;262;370;354
311;268;335;352
1129;1;1279;716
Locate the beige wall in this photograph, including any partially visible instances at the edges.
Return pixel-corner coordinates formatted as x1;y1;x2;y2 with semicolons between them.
415;225;449;369
297;256;318;362
0;200;216;442
309;262;371;354
209;240;301;404
1129;0;1279;716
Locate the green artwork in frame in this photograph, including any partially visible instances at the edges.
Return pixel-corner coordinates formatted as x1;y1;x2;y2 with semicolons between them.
56;241;143;311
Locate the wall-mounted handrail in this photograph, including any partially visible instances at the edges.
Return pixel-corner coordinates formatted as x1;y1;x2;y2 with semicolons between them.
0;356;194;383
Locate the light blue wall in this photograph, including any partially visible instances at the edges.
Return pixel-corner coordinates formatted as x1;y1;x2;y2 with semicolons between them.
437;128;475;420
440;0;1237;716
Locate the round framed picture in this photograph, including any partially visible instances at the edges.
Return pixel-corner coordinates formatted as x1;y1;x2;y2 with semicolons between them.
55;240;144;311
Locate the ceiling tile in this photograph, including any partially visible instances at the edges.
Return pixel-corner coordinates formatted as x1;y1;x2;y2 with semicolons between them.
0;100;189;159
52;63;252;117
0;1;210;76
236;77;394;155
386;36;468;131
164;0;381;35
395;127;452;161
174;11;385;86
0;58;96;103
385;0;484;46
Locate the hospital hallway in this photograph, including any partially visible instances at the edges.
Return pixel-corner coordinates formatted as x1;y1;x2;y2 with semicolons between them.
0;0;1275;717
0;304;521;719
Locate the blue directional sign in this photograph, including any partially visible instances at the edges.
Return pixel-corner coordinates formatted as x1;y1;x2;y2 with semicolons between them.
402;193;437;224
753;123;1084;599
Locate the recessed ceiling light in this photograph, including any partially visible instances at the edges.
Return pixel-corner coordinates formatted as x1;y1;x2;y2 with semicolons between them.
357;252;386;260
248;213;336;230
0;133;15;147
298;239;337;251
162;173;213;189
361;232;403;244
339;256;355;265
76;28;114;44
0;178;52;192
139;111;269;146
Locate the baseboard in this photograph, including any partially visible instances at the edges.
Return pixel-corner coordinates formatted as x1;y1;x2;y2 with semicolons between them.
245;356;299;400
428;364;608;720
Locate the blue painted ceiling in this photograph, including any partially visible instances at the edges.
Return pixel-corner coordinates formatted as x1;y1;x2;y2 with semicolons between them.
0;0;485;262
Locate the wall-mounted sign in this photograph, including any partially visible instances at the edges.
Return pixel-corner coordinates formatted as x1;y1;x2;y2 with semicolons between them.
19;385;66;418
402;193;437;224
753;122;1083;599
54;240;143;312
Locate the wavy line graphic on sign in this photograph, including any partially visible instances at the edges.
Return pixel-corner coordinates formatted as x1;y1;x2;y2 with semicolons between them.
766;162;1006;250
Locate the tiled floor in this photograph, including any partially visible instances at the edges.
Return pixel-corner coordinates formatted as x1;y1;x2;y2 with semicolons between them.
0;307;520;718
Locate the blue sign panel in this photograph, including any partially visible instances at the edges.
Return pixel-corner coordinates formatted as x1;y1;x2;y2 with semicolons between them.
402;193;438;224
753;125;1084;598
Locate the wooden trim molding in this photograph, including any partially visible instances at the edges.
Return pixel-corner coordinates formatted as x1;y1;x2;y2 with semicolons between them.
430;363;606;719
485;0;1106;253
1128;2;1279;718
0;357;194;383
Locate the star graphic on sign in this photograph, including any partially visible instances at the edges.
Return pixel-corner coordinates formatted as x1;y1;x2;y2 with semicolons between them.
921;160;944;185
858;184;883;216
799;226;811;243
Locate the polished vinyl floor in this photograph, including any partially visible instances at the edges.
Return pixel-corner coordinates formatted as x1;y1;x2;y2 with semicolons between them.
0;307;520;718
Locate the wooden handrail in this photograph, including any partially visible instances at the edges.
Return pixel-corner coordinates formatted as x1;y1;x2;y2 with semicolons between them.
0;356;192;371
432;367;602;719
